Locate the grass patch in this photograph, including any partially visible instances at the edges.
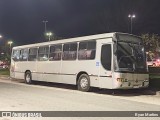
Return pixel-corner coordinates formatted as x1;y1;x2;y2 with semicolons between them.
0;69;10;76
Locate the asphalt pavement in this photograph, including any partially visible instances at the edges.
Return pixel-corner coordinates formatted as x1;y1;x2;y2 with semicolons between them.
0;77;160;120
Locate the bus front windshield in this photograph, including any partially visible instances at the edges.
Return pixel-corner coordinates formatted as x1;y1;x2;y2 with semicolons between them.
115;35;147;72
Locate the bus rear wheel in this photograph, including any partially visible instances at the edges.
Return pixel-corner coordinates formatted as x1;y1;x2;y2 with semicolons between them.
78;74;91;92
25;71;32;84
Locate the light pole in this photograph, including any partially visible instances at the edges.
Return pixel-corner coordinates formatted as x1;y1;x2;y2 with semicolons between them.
128;14;135;34
46;32;53;41
42;20;48;33
8;41;13;53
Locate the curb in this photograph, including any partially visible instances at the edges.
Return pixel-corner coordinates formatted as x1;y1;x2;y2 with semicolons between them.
0;75;10;80
0;76;160;96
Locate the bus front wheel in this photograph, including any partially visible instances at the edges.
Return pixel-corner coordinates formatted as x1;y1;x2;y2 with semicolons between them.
78;74;91;92
25;71;32;84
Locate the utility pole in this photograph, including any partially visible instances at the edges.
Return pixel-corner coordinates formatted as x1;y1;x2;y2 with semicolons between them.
42;20;48;33
8;41;13;54
128;14;136;34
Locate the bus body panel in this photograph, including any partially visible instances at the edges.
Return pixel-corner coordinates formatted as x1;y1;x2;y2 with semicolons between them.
10;32;149;90
61;61;78;84
99;77;113;89
113;72;149;89
36;61;61;82
89;76;99;87
98;38;113;89
13;61;37;80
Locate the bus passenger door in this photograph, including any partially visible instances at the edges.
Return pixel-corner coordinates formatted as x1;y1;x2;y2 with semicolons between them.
99;43;113;89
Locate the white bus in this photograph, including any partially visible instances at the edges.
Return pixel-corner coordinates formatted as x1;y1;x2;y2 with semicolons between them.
10;32;149;91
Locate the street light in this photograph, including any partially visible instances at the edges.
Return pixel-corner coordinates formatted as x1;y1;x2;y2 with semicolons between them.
128;14;136;34
8;41;13;53
0;35;2;38
46;32;53;41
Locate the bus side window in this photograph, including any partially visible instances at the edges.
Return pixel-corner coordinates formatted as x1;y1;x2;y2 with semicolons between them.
19;49;28;61
63;43;77;60
78;41;96;60
62;44;69;60
12;50;20;61
49;45;62;61
87;41;96;59
38;46;49;61
69;43;77;60
28;48;38;61
23;49;28;61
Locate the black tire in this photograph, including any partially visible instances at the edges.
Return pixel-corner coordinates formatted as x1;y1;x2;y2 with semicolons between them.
77;74;91;92
25;71;32;84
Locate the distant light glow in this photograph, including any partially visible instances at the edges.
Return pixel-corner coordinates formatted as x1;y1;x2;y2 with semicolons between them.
46;32;52;36
8;41;13;45
128;14;136;18
42;20;48;23
46;32;53;41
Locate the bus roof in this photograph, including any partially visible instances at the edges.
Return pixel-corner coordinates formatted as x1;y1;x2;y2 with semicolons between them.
13;32;117;49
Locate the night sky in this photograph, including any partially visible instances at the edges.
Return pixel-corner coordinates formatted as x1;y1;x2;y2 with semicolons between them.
0;0;160;46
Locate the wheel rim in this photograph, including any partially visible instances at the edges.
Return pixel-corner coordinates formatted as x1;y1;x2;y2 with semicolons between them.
80;77;88;89
26;74;31;83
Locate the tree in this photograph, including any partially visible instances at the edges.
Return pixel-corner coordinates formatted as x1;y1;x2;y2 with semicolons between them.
141;33;160;58
0;44;11;61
